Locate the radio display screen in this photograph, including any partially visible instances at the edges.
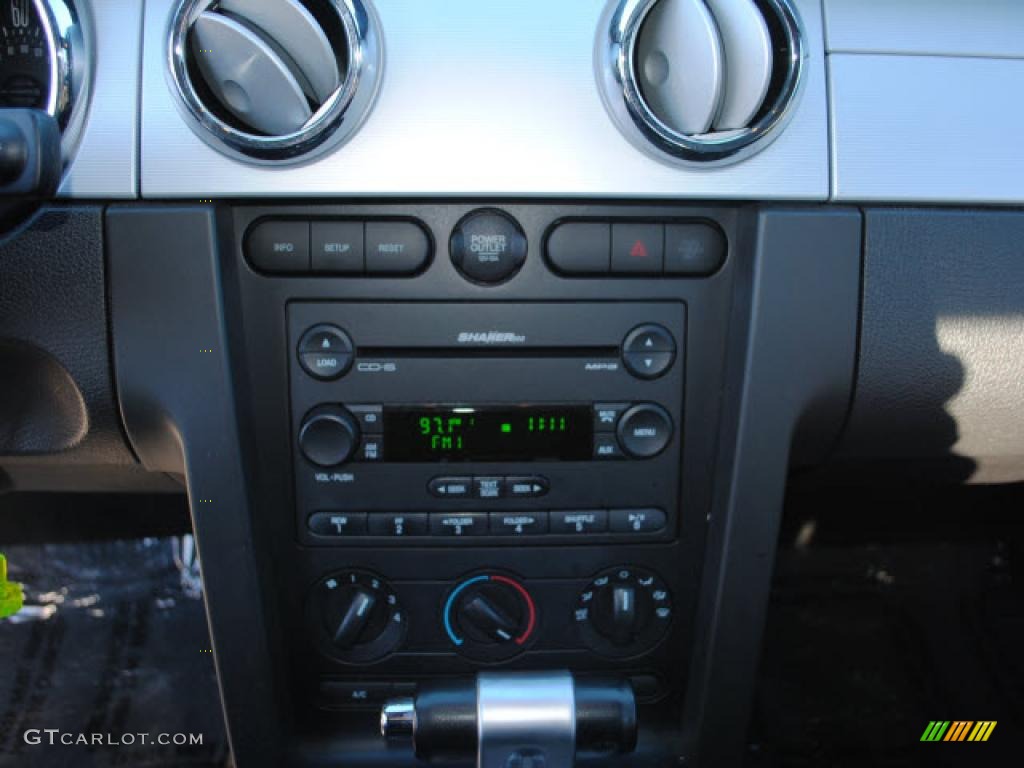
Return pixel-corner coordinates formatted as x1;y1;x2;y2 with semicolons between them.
383;405;593;462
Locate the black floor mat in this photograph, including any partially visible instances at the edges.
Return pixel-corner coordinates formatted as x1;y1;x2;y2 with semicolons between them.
0;539;228;767
747;487;1024;768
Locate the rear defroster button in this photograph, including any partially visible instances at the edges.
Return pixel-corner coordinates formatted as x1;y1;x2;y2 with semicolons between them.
616;404;673;458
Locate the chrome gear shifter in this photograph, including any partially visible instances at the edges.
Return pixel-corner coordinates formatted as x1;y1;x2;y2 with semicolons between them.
381;671;637;767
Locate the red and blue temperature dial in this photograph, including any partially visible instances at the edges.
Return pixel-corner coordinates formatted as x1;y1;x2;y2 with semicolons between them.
443;573;537;661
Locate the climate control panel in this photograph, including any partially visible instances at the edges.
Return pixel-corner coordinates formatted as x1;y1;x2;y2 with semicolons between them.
306;568;672;668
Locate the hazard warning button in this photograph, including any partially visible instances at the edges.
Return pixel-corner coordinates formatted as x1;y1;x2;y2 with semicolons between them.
622;323;676;380
611;223;663;274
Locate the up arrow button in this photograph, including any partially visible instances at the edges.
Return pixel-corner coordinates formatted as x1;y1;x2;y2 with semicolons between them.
622;323;676;380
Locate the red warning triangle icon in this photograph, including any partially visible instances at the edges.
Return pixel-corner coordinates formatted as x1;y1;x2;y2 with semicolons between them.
629;240;648;258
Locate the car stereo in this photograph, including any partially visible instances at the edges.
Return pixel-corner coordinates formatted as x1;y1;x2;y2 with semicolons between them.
287;301;686;546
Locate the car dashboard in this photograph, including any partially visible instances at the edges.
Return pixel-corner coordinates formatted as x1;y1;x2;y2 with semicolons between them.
1;1;1023;767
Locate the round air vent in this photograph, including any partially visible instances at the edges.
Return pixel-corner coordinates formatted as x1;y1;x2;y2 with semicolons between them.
596;0;805;166
167;0;382;164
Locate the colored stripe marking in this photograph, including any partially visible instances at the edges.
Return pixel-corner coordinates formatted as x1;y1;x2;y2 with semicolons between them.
490;574;536;645
443;575;489;646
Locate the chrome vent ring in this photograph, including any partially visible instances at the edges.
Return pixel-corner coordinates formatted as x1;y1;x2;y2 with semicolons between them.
596;0;806;166
167;0;382;164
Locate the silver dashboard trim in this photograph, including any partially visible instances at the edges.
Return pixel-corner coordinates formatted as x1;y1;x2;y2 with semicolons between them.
825;0;1024;60
830;53;1024;205
57;0;139;199
139;0;828;199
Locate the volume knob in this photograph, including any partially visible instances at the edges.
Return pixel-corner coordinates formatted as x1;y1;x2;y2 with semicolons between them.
299;405;360;466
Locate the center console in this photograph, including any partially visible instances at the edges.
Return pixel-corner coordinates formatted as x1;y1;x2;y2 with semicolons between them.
107;200;861;766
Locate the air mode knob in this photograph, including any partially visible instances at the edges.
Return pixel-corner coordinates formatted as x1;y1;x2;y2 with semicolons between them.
576;567;672;657
298;405;360;466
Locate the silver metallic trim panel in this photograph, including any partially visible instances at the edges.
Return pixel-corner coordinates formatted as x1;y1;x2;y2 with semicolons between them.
477;671;575;768
825;0;1024;59
192;10;312;135
635;0;724;135
830;54;1024;204
707;0;773;131
58;0;139;199
140;0;828;199
219;0;340;101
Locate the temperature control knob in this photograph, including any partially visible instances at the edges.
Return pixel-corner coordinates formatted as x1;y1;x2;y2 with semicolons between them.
575;567;672;658
308;571;405;663
298;405;359;466
444;573;537;662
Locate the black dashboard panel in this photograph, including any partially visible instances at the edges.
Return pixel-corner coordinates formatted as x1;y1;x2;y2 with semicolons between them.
105;201;862;766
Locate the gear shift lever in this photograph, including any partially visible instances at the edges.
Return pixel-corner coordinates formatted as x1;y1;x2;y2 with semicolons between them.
381;671;637;767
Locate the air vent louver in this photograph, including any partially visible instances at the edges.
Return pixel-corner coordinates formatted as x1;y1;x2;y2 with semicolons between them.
597;0;805;166
168;0;382;164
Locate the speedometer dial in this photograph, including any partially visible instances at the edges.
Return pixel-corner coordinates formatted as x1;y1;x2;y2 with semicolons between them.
0;0;50;111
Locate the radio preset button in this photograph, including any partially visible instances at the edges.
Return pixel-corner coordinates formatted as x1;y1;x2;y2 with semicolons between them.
308;511;369;537
616;404;673;458
429;513;488;536
367;512;428;537
622;324;676;380
298;324;354;380
474;477;505;500
428;477;473;499
489;512;548;536
609;508;667;534
506;476;548;498
450;209;528;284
593;403;630;432
551;510;609;534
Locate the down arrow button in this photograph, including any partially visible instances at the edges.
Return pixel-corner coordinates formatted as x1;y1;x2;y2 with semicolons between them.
622;323;676;380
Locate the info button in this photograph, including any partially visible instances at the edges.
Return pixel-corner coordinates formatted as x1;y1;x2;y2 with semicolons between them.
246;220;310;273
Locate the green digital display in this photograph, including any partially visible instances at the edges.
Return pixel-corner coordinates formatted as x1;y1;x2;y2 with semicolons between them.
383;405;592;462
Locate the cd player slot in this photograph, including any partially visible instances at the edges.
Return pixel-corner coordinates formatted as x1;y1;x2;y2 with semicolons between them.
357;346;619;359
